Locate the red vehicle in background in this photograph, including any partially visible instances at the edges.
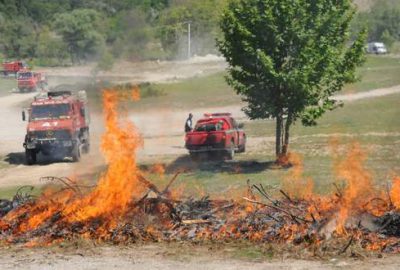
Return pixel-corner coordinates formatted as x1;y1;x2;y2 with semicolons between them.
17;70;47;92
1;61;27;76
22;90;90;165
185;113;246;160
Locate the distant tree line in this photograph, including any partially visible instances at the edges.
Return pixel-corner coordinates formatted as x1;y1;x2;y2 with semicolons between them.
0;0;227;66
352;0;400;49
0;0;398;67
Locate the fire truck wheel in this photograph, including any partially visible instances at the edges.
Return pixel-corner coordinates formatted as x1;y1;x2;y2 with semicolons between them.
71;144;81;162
82;136;90;154
25;149;37;165
82;142;90;154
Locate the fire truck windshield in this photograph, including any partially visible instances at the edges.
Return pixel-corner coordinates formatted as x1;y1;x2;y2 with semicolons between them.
18;72;33;79
31;104;71;120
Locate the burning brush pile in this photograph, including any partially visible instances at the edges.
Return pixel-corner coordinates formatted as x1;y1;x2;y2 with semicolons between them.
0;88;399;256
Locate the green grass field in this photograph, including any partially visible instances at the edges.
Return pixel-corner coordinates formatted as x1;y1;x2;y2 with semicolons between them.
344;55;400;94
130;55;400;197
142;94;400;198
132;55;400;110
1;55;399;200
0;77;16;97
84;55;400;112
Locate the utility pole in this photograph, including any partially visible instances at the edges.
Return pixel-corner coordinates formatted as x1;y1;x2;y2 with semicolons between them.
187;22;191;59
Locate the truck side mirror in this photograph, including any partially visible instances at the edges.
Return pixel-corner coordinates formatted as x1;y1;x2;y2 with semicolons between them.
238;123;244;129
22;111;26;121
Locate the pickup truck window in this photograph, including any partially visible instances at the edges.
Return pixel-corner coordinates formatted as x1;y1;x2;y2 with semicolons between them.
195;118;231;132
195;123;220;132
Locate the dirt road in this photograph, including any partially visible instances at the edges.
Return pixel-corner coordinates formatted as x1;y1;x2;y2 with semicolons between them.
0;56;228;187
1;244;400;270
1;72;400;187
334;84;400;101
37;55;227;85
135;84;400;160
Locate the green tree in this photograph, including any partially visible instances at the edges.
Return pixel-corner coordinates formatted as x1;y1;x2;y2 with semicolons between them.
158;6;191;58
381;30;396;50
217;0;366;160
367;0;400;41
111;9;159;60
96;49;115;72
54;9;105;64
0;17;37;59
36;27;69;66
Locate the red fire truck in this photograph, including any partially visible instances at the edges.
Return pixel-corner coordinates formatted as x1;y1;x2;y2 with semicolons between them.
1;61;27;76
22;90;90;165
17;70;47;92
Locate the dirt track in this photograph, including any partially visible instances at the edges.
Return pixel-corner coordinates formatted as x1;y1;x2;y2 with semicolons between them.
1;62;400;187
1;244;400;270
0;56;228;187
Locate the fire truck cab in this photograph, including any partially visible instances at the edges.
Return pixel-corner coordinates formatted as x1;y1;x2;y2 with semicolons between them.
22;90;90;165
17;70;47;92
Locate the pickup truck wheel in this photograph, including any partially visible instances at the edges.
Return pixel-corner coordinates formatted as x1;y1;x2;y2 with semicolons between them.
239;136;246;153
189;152;199;161
71;144;81;162
25;149;37;165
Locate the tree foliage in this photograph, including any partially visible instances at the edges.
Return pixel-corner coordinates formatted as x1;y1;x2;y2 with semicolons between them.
0;0;227;64
218;0;366;158
352;0;400;48
54;9;105;63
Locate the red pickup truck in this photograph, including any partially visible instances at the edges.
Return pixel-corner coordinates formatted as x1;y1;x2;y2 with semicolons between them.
185;113;246;160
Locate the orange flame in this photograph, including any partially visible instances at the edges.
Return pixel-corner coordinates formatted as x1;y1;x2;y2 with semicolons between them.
150;164;166;178
4;87;147;233
335;142;374;234
282;153;314;199
390;176;400;209
62;89;145;222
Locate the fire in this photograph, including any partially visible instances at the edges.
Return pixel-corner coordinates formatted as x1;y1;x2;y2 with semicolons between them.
62;89;145;222
150;164;166;177
0;87;399;255
282;153;314;199
390;176;400;209
334;142;375;234
2;87;147;235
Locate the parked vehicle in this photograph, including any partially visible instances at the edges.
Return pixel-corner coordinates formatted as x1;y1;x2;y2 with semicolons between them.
185;113;246;160
367;42;388;54
1;61;27;76
22;90;90;165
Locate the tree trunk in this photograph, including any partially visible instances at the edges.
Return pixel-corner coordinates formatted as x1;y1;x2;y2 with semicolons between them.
275;114;283;157
282;113;292;156
275;113;292;161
